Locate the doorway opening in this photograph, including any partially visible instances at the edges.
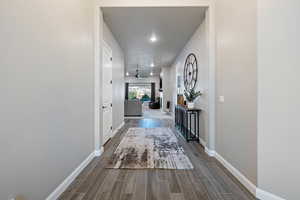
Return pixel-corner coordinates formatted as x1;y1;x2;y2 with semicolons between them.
94;3;216;156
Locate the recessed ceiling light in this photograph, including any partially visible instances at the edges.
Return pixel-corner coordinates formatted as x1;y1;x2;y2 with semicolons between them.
150;35;157;43
150;63;154;67
150;72;153;76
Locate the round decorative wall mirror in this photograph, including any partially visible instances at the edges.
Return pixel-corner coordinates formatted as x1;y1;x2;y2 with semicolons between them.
184;53;198;91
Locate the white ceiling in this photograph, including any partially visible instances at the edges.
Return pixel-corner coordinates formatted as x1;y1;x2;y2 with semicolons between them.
102;7;206;77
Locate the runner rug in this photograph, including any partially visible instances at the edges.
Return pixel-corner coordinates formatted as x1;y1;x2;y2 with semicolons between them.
107;127;193;169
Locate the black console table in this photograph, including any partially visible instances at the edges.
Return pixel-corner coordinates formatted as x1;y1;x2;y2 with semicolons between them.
175;105;201;142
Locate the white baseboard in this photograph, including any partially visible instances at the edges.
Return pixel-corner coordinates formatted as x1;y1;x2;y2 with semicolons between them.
199;137;206;148
94;146;104;157
205;147;216;157
214;152;256;196
112;121;125;137
46;133;285;200
204;150;287;200
46;150;102;200
256;188;286;200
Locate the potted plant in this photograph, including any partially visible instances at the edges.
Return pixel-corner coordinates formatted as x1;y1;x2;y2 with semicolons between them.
184;88;202;109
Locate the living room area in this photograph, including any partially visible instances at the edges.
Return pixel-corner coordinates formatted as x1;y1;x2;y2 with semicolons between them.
124;75;172;119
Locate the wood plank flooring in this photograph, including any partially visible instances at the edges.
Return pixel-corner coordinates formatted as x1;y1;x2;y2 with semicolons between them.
59;119;257;200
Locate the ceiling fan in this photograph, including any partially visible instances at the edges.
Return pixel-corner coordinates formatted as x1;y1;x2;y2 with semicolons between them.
131;64;155;78
135;64;141;78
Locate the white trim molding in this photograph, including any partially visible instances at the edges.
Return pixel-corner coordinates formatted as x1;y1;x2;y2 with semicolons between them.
256;188;286;200
46;150;103;200
94;6;103;156
204;150;287;200
205;147;216;157
215;152;256;196
95;146;104;157
214;152;256;196
112;121;125;137
199;137;207;148
207;0;216;154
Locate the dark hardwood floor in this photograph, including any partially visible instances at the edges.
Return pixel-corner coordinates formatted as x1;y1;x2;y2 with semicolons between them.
59;119;257;200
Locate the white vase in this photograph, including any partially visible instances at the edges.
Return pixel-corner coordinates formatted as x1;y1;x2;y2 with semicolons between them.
187;102;194;109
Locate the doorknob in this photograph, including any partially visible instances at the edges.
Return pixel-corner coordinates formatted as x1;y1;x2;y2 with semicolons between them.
102;106;107;109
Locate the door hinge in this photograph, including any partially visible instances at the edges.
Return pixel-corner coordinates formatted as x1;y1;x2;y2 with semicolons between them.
110;57;112;61
110;126;112;130
110;80;112;84
111;103;112;107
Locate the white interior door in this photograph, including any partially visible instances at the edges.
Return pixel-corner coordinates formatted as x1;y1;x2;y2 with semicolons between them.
102;41;113;144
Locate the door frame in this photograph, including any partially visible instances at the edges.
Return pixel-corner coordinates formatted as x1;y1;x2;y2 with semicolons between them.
102;40;113;144
94;0;216;155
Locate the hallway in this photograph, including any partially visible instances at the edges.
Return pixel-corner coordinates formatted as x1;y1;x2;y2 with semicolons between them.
2;0;300;199
59;119;255;200
142;104;172;119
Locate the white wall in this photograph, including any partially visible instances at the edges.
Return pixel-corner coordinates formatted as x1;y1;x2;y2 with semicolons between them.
215;0;257;185
103;22;125;130
257;0;300;199
0;0;94;199
162;66;176;112
170;12;209;143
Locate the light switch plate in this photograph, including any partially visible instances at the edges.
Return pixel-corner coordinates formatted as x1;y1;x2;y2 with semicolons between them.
219;96;225;102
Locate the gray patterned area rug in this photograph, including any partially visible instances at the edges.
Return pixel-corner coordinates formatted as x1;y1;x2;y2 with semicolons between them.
107;127;193;169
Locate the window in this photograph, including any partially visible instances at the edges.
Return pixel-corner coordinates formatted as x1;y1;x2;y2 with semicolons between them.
128;83;151;102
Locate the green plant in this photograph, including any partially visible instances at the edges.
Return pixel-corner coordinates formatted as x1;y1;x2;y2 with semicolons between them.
128;91;137;100
184;88;202;102
140;94;150;102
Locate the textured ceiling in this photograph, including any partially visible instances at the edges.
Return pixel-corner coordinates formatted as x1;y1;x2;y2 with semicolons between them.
102;7;206;77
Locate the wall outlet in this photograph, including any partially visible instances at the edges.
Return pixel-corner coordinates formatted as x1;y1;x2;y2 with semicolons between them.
219;96;225;102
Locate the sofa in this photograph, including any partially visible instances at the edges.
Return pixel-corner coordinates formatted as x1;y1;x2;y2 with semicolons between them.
149;97;161;109
124;100;143;116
